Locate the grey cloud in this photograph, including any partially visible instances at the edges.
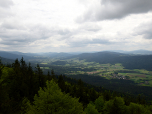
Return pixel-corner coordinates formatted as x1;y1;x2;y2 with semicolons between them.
57;29;71;35
80;23;101;32
58;23;102;41
0;7;13;18
0;24;47;46
0;22;74;46
77;0;152;22
1;21;26;30
134;22;152;39
0;19;103;49
0;0;13;8
144;30;152;39
91;39;111;44
143;32;152;39
67;38;113;47
0;40;24;46
0;0;14;19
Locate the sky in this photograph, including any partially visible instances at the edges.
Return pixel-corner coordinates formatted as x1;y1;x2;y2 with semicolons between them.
0;0;152;53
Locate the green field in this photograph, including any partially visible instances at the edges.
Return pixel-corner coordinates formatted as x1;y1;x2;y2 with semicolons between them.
39;58;152;87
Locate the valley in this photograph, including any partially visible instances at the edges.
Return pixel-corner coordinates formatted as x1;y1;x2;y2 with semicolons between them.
1;50;152;99
39;58;152;87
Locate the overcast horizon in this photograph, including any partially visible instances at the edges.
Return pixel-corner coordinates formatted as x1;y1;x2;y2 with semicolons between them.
0;0;152;53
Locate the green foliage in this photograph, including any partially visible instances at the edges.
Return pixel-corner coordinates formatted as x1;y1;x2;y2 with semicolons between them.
1;57;152;114
89;88;98;102
0;58;4;79
25;80;84;114
147;105;152;113
94;96;104;113
21;97;29;114
128;102;151;114
0;65;12;113
84;103;100;114
103;97;128;114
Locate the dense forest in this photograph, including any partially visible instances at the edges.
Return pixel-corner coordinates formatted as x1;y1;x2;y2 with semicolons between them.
0;58;152;114
72;51;152;71
67;74;152;101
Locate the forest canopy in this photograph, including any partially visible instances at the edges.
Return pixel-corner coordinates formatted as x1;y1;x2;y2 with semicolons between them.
0;58;152;114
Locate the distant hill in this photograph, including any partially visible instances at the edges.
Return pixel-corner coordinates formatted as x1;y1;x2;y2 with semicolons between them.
0;51;35;60
10;51;74;58
126;50;152;55
8;51;41;57
44;52;74;58
0;51;75;60
66;51;126;64
1;50;152;70
67;51;152;71
110;50;152;55
0;57;14;65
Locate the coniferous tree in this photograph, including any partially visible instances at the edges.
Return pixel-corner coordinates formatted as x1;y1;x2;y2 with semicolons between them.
0;58;4;78
27;62;37;101
0;59;11;113
77;79;84;102
47;71;51;81
35;64;45;88
58;74;65;92
51;69;55;80
25;80;85;114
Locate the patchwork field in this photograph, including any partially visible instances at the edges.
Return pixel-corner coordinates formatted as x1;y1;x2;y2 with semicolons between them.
39;58;152;87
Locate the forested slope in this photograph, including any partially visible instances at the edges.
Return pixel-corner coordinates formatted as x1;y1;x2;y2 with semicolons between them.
70;51;152;71
0;58;152;114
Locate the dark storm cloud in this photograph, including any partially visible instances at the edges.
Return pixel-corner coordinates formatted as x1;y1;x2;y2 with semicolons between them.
77;0;152;22
134;21;152;39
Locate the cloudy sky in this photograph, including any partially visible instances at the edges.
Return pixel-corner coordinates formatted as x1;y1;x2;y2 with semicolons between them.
0;0;152;53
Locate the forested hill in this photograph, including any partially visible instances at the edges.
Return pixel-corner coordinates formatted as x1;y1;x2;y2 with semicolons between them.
0;57;14;65
67;51;152;71
1;51;152;71
0;51;74;60
0;51;35;60
1;58;152;113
